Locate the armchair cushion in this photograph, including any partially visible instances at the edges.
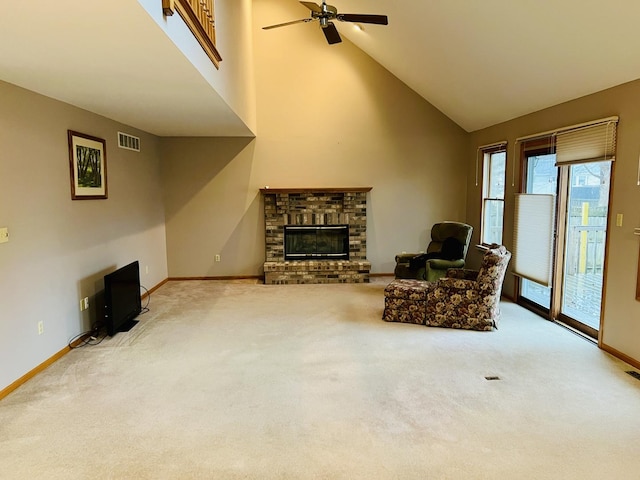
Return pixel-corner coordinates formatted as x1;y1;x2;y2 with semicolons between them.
383;279;433;325
425;258;465;282
425;258;465;270
384;279;431;300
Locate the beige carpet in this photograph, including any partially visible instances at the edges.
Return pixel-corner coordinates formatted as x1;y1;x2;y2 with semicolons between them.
1;278;639;479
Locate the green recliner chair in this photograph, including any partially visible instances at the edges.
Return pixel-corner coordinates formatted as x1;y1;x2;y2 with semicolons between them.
394;221;473;282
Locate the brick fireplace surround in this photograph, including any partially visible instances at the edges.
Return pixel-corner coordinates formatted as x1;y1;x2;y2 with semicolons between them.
260;188;372;284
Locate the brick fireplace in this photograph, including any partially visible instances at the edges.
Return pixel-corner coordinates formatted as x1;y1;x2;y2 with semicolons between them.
261;187;372;284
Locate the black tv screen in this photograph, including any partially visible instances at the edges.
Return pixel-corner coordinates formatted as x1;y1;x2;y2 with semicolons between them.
104;261;142;336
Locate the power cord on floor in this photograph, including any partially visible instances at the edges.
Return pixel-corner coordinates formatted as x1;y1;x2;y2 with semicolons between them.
140;284;150;314
68;285;151;348
68;324;107;349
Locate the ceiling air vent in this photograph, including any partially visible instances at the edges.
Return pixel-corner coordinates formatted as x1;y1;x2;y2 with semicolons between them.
626;371;640;381
117;132;140;152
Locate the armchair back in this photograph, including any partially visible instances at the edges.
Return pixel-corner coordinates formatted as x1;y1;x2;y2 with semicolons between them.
475;245;512;316
423;222;473;282
427;222;473;258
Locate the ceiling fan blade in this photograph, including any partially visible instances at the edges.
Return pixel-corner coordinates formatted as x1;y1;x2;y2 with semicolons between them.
337;14;388;25
322;22;342;44
300;1;323;13
263;18;313;30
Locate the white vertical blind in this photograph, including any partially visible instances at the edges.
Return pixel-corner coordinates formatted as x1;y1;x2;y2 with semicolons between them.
512;194;555;287
555;121;617;165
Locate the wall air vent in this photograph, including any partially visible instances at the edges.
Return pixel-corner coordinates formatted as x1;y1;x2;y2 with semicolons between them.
117;132;140;152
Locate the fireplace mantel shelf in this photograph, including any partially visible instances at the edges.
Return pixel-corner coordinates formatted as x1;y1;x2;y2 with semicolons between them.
260;187;372;194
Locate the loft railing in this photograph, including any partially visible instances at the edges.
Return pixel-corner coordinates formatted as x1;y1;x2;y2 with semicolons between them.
162;0;222;68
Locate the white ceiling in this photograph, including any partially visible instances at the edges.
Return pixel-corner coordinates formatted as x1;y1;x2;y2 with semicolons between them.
2;1;640;135
335;0;640;131
0;0;251;137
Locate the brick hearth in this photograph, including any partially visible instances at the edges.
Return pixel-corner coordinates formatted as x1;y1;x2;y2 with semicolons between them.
260;188;372;284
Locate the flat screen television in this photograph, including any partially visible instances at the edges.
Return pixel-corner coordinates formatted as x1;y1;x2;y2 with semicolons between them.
104;260;142;336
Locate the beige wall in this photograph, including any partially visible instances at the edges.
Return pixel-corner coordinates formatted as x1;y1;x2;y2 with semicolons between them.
0;81;168;391
214;0;256;133
159;0;468;277
138;0;256;134
468;78;640;364
160;137;258;276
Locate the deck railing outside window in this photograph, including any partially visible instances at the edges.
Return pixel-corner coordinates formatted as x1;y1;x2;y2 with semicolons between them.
162;0;222;67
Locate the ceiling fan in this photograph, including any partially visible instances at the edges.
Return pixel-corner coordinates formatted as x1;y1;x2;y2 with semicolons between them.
262;1;388;45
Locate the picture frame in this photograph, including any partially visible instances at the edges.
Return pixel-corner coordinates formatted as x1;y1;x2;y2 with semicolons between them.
68;130;108;200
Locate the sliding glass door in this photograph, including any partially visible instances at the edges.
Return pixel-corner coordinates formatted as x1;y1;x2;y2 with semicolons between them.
519;148;612;338
559;161;611;332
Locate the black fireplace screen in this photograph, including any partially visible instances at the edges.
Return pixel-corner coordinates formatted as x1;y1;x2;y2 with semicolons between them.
284;225;349;260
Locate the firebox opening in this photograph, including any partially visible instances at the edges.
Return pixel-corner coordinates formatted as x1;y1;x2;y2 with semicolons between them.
284;225;349;260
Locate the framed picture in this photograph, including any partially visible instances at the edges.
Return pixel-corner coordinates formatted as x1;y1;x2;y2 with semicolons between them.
68;130;108;200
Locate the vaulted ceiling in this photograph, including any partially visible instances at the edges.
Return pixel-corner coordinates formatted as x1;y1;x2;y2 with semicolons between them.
337;0;640;131
2;1;640;135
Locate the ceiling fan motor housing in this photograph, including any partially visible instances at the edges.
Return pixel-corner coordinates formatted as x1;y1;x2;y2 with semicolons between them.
313;3;337;27
263;1;388;44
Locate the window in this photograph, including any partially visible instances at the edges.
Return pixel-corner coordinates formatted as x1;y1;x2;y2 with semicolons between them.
481;148;506;245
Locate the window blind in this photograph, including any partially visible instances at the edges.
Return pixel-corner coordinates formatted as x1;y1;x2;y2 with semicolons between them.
555;120;617;166
512;194;555;287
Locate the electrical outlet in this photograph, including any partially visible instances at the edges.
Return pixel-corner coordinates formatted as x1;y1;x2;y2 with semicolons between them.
145;265;149;274
38;321;44;335
215;254;221;262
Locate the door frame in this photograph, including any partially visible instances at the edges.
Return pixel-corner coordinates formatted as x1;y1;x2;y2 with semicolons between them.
515;139;614;343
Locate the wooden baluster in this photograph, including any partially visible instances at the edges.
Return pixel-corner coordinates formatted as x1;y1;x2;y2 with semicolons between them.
162;0;175;16
162;0;221;66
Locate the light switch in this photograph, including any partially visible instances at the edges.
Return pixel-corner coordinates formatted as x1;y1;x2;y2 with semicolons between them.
616;214;623;227
0;227;8;244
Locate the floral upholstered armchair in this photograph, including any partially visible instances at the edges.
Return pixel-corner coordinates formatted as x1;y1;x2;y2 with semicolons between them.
394;221;473;282
424;245;511;331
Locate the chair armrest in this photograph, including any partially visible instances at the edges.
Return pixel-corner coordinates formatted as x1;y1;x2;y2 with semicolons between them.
395;253;420;263
435;277;476;291
446;268;479;281
425;258;465;270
